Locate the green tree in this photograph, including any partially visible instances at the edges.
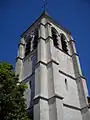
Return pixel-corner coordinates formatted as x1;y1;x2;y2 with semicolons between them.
0;62;29;120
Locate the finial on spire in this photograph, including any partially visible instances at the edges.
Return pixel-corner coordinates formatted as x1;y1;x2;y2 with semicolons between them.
42;0;47;11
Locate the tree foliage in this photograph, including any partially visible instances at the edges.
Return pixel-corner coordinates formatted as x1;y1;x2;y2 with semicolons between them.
0;62;29;120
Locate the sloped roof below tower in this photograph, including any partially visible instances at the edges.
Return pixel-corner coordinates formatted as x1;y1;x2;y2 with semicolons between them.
21;10;71;37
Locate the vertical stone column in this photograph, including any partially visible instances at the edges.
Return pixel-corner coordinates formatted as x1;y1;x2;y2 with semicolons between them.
69;35;90;120
69;39;82;77
46;22;52;37
46;23;64;120
37;22;48;96
31;34;34;51
16;37;25;81
51;61;64;120
37;21;46;63
34;20;49;120
57;34;62;49
55;98;63;120
45;22;55;98
46;22;53;62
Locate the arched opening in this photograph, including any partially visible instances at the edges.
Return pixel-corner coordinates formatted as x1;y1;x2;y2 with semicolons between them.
25;38;31;57
61;34;68;53
51;27;59;47
33;29;38;50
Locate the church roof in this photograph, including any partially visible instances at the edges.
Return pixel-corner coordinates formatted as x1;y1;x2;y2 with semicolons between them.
21;11;71;37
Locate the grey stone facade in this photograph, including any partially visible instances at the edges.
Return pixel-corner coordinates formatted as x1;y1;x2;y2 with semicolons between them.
16;11;90;120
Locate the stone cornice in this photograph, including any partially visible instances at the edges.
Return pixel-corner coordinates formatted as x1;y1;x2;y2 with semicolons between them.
18;42;25;48
33;94;64;105
68;39;75;43
63;103;81;111
33;95;85;111
16;56;23;61
59;70;76;80
81;106;89;114
71;53;79;57
76;75;86;80
35;59;59;68
33;95;89;112
22;59;86;83
22;59;59;82
59;70;86;82
39;22;52;28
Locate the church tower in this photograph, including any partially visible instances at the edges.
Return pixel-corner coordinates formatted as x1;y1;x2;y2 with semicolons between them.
16;11;90;120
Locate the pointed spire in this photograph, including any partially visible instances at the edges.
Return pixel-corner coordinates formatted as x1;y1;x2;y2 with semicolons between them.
42;0;47;11
42;9;48;16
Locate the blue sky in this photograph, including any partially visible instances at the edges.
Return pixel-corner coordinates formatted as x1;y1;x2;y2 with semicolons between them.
0;0;90;94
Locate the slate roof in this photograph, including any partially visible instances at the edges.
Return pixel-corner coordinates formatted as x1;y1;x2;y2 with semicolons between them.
21;10;71;37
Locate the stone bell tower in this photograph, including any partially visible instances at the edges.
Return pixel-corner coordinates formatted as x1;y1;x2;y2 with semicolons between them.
16;11;90;120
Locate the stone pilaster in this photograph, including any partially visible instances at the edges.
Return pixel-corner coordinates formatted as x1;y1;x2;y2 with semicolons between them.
34;62;49;120
55;98;63;120
69;39;82;76
33;19;49;120
16;37;25;81
69;37;90;119
37;22;46;63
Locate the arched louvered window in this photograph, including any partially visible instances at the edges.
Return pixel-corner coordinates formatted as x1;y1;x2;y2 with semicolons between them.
33;30;38;50
61;34;68;53
52;27;59;47
25;38;31;57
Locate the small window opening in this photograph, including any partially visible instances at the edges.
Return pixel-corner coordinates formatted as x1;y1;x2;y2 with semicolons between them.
65;79;68;90
52;27;59;47
30;81;31;89
61;34;68;53
87;97;90;105
33;30;38;50
25;38;31;57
